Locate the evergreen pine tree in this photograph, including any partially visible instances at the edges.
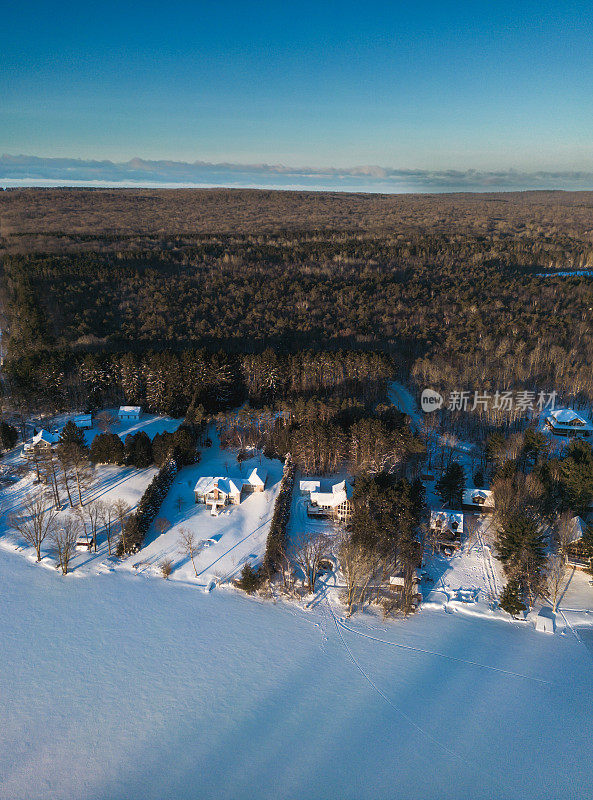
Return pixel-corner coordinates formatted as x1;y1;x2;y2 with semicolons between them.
236;563;263;594
436;462;465;507
133;431;153;468
499;578;526;617
59;420;88;452
495;512;547;606
0;421;18;451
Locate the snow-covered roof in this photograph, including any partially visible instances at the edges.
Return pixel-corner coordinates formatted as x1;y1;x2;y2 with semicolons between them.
568;516;585;544
194;476;247;496
119;406;141;415
332;479;353;499
23;429;59;451
35;429;59;445
547;408;589;427
389;569;421;587
462;488;494;508
246;467;267;487
430;510;463;531
73;413;92;425
310;491;338;507
300;479;321;492
195;477;216;495
311;480;353;508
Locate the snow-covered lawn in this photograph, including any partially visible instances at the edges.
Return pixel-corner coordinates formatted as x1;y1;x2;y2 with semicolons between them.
0;412;182;567
127;431;283;584
0;424;283;585
422;514;505;613
1;546;593;800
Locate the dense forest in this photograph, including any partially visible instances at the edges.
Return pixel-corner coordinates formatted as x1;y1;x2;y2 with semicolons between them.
3;187;593;414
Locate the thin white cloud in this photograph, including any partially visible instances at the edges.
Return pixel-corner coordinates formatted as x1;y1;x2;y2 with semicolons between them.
2;154;593;192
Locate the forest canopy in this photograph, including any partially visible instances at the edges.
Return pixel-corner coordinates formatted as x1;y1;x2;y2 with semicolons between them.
2;187;593;409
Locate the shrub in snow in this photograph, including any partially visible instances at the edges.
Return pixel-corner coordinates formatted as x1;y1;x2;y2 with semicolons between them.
160;558;174;579
235;563;263;594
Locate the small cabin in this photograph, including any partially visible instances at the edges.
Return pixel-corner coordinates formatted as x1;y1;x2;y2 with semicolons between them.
118;406;141;422
462;488;495;514
75;537;94;552
23;429;60;452
73;413;93;429
545;408;593;438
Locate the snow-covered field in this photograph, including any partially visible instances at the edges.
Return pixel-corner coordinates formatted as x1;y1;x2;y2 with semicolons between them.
1;546;593;800
0;412;182;568
0;424;283;586
3;402;593;797
128;431;283;584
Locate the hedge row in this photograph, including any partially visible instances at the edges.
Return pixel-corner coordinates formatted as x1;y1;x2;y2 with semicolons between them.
117;454;180;556
262;454;295;577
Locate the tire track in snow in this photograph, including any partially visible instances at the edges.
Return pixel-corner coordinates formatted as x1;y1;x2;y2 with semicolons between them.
476;518;499;604
323;595;470;765
197;513;273;577
335;615;553;685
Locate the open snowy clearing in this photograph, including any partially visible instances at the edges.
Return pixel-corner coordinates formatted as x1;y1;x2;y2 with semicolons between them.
1;547;593;800
126;430;283;585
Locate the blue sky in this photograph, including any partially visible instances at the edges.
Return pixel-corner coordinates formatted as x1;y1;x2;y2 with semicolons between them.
2;1;592;172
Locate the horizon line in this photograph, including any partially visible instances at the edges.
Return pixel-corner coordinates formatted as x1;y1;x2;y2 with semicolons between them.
2;153;593;194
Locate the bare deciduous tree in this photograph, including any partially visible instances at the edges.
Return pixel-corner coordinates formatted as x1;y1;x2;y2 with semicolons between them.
40;447;62;509
546;512;574;612
338;531;382;617
98;500;116;556
546;552;568;613
291;531;330;594
113;498;130;553
178;527;201;577
10;491;58;561
83;499;102;552
154;516;170;536
96;410;115;433
53;516;80;575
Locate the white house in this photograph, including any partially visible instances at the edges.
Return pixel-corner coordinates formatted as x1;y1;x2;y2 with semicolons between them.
118;406;141;422
308;479;353;522
23;429;60;452
243;467;267;493
430;510;464;552
462;488;495;513
545;408;593;438
195;469;267;514
73;413;92;429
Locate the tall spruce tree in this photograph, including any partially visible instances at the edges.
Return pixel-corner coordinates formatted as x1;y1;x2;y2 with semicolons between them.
436;462;465;508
